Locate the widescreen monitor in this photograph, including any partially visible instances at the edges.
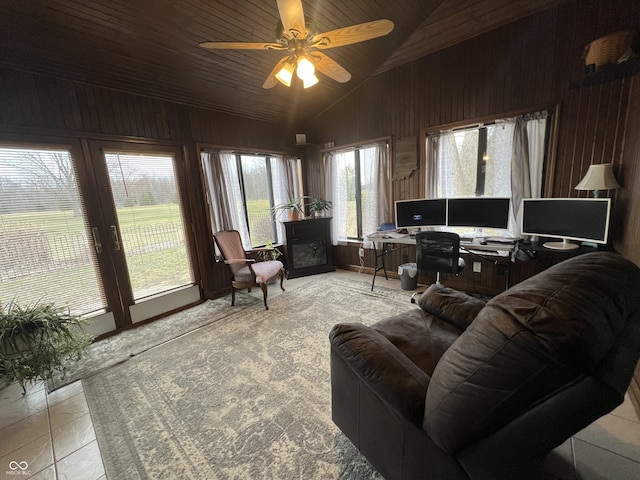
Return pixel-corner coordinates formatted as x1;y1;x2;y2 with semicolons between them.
521;198;611;250
395;198;447;228
447;197;510;229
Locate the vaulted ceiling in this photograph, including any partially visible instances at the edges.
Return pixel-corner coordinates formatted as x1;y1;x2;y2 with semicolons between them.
0;0;567;125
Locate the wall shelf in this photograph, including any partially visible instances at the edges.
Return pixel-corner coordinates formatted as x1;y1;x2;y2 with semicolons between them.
570;58;640;88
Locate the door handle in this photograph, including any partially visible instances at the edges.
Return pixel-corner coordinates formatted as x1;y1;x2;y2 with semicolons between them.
110;225;121;251
91;227;103;254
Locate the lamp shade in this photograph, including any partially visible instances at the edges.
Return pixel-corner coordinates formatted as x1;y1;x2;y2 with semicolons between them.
575;163;620;193
275;62;295;87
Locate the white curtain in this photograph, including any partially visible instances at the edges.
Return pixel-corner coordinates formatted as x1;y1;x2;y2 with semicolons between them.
325;150;349;245
486;120;514;197
436;130;476;198
271;154;301;243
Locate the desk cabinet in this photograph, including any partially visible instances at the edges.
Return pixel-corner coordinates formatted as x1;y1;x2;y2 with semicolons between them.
283;218;335;278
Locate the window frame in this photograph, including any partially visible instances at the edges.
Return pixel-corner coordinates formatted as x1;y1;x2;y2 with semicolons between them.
235;153;278;246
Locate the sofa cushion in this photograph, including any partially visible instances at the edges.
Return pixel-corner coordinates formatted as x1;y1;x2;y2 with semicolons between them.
373;309;464;376
417;283;486;331
423;252;640;453
235;260;283;283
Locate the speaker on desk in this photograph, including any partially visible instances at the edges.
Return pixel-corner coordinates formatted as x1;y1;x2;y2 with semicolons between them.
415;231;466;285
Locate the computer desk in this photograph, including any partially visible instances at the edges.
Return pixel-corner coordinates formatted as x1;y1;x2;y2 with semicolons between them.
367;233;516;291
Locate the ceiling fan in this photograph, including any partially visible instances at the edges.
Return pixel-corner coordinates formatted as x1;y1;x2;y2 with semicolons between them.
199;0;394;89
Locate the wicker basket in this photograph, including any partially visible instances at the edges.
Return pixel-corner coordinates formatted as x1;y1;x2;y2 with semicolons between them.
584;30;635;71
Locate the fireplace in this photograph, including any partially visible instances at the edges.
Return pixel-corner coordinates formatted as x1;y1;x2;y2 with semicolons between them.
283;218;335;278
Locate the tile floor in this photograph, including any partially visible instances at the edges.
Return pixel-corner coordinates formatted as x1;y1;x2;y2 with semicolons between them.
0;380;104;480
0;270;639;479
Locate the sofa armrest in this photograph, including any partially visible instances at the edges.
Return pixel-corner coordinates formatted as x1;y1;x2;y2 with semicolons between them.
418;283;485;331
329;323;430;427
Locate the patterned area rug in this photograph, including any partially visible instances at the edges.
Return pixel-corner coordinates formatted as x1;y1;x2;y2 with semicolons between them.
48;294;259;391
83;277;415;479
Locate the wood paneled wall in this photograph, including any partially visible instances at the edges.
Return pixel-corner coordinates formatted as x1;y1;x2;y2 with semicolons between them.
305;0;640;413
306;0;640;273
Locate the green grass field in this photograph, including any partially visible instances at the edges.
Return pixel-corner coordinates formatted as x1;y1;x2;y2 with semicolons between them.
0;204;191;314
0;204;183;235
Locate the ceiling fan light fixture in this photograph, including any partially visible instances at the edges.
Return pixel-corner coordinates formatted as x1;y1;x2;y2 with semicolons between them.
275;61;295;87
296;56;315;81
302;73;319;88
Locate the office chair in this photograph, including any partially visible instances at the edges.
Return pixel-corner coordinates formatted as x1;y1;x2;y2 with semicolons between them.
415;231;465;285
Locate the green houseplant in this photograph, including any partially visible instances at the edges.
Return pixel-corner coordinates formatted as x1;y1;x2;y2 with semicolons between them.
256;241;282;262
271;195;304;221
0;301;92;395
309;197;332;218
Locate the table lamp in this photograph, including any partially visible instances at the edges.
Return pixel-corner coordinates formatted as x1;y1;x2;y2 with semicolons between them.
574;163;620;197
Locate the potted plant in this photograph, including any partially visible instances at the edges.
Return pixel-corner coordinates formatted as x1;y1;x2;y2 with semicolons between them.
309;197;332;218
0;301;92;395
271;195;304;221
256;241;283;262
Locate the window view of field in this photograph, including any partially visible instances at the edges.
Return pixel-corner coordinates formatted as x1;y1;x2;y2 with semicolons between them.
104;153;193;301
0;148;193;316
240;155;278;247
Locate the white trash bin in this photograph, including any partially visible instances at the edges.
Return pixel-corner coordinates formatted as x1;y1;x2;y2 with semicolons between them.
398;263;418;290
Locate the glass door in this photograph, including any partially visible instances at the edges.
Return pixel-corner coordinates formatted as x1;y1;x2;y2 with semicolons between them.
0;139;118;336
88;141;200;326
0;137;200;334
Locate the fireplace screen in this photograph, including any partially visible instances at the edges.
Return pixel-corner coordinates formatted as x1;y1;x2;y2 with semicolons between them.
291;240;327;269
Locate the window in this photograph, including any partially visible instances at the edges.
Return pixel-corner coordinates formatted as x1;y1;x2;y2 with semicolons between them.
201;150;302;249
325;141;390;243
426;112;550;235
238;154;277;246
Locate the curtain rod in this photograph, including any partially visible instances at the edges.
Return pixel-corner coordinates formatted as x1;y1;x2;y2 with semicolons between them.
423;104;555;135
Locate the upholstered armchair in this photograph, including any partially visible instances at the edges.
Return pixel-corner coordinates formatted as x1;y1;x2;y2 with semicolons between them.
214;230;285;310
330;252;640;480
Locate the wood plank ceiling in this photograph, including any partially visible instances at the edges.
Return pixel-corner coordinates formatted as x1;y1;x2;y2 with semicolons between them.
0;0;568;125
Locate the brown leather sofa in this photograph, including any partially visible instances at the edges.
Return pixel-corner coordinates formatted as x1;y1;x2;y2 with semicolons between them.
330;252;640;480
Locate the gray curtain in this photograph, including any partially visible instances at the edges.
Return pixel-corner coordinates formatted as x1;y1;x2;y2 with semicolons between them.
511;112;548;236
201;149;250;248
425;134;440;198
511;117;531;232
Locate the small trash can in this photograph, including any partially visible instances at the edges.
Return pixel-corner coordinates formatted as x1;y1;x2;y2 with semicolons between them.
398;263;418;290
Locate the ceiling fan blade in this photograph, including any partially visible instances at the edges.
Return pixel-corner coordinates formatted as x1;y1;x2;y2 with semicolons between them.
277;0;306;38
311;52;351;83
263;56;291;89
310;19;394;49
200;41;285;50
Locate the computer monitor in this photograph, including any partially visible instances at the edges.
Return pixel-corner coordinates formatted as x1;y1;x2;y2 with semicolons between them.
395;198;447;228
446;197;511;230
521;198;611;250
